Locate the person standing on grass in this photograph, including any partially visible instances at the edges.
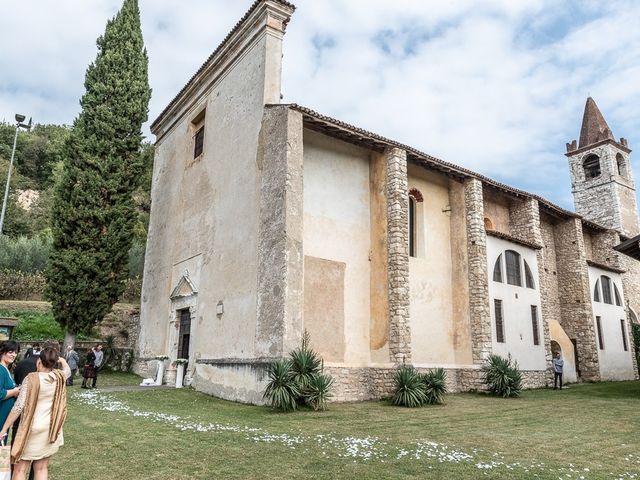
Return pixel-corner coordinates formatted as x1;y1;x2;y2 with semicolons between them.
92;344;104;389
553;351;564;390
81;347;96;389
0;347;71;480
64;346;79;387
0;341;21;442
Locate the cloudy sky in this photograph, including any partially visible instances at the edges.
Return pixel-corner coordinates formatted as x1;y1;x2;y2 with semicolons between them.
1;0;640;210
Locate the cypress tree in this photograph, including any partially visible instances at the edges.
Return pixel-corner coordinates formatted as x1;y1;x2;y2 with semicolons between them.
45;0;151;341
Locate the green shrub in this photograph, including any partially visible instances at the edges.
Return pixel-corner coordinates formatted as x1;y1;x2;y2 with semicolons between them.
122;276;142;304
421;368;448;405
290;335;322;389
263;332;334;412
263;359;300;412
128;241;146;278
0;309;96;341
0;235;51;273
303;373;334;411
483;354;522;398
0;270;46;300
9;311;63;341
632;322;640;377
392;365;427;407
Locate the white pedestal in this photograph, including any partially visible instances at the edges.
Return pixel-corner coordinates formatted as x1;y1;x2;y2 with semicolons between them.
155;361;165;386
175;363;185;388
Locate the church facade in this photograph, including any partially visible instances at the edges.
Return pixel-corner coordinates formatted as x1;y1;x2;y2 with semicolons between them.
135;0;639;403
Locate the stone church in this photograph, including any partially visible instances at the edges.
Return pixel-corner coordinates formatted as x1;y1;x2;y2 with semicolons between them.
135;0;640;403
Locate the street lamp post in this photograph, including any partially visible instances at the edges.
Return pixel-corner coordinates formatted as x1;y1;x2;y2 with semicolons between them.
0;114;32;236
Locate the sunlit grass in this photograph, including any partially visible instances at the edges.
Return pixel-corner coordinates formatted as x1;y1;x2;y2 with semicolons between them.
50;374;640;479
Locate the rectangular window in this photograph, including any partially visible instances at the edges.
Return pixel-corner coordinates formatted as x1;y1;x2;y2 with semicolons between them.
409;197;416;257
621;319;628;351
494;299;505;343
505;250;521;286
193;125;205;158
531;305;540;345
596;316;604;350
601;276;612;304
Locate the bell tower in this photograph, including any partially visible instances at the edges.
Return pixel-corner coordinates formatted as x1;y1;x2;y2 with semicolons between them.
566;97;639;237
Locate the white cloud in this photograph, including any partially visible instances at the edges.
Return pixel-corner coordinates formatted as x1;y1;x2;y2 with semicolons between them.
1;0;639;209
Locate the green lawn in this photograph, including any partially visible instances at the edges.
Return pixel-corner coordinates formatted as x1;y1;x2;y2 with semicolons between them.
49;375;639;479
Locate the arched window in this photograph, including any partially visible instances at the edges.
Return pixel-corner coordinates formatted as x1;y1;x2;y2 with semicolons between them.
600;275;613;304
593;279;601;302
616;153;626;177
409;195;416;257
484;217;494;230
630;309;639;325
613;283;622;306
408;189;423;258
583;154;601;179
493;255;503;282
505;250;521;286
524;260;535;289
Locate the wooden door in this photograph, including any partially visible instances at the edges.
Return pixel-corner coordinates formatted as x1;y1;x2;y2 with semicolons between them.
177;309;191;360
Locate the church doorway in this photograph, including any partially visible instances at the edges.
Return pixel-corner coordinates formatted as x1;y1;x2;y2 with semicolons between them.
177;309;192;360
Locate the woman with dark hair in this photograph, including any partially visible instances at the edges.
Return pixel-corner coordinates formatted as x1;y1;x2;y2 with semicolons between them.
81;347;97;389
0;340;21;438
0;347;70;480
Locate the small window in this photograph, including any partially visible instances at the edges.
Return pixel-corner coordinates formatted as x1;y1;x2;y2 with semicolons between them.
531;305;540;346
620;319;628;351
583;154;601;179
193;126;205;158
505;250;521;286
524;260;535;289
616;153;626;177
613;283;622;306
601;276;613;305
593;279;601;302
409;196;416;257
596;316;604;350
493;255;503;282
484;217;494;230
494;299;505;343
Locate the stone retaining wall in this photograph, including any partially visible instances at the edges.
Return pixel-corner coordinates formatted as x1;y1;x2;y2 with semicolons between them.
325;365;551;402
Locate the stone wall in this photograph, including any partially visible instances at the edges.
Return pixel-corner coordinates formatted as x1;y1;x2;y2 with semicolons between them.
508;198;553;372
619;254;640;379
255;105;304;357
385;147;412;363
554;218;600;380
538;217;563;351
325;365;550;402
590;229;623;269
464;178;492;364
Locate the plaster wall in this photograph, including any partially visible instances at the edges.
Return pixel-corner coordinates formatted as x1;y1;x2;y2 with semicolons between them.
483;190;511;233
548;320;578;383
407;167;457;365
139;22;283;366
303;130;372;363
588;266;636;380
487;237;546;370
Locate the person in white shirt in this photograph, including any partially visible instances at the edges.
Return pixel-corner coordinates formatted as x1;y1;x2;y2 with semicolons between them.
92;344;104;388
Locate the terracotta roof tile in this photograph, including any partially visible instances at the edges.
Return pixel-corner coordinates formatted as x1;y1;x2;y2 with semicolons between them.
579;97;615;148
485;230;543;250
